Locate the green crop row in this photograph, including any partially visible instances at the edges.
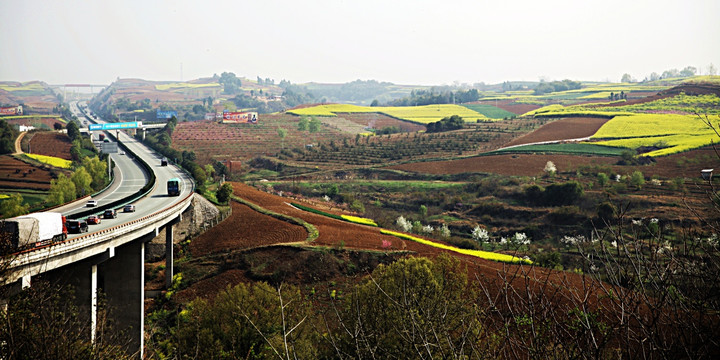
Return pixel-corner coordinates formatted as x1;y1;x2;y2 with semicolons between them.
461;104;517;119
489;143;627;156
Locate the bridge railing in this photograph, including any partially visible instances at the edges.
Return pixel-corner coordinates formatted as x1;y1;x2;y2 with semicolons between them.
11;188;194;270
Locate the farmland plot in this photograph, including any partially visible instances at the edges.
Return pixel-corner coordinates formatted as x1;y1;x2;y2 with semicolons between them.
591;113;717;157
171;116;348;164
26;132;72;159
0;155;58;190
288;104;488;124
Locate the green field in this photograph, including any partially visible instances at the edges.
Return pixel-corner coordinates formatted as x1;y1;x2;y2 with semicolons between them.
0;190;47;210
488;143;627;156
462;104;517;119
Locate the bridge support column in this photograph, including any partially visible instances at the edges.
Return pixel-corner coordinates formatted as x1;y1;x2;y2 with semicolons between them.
164;216;181;289
91;264;97;344
102;239;145;358
165;224;174;288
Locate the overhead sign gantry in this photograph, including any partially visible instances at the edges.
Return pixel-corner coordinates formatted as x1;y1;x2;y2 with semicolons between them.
88;121;142;131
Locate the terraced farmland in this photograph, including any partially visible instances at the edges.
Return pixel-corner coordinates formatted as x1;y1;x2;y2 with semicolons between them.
171;115;349;164
0;155;60;191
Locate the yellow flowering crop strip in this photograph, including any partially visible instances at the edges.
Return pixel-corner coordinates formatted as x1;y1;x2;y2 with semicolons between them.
0;115;63;121
155;82;221;91
25;154;72;169
380;229;532;265
0;194;9;200
288;104;487;124
578;92;614;100
340;215;378;227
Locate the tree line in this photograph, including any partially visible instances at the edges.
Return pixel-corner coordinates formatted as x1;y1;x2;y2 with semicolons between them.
386;88;480;106
533;79;582;95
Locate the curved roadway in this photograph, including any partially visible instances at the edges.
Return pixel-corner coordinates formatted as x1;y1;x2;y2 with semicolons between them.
63;102;193;239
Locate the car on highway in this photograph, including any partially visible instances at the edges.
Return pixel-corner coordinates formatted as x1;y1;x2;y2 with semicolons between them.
120;151;126;155
123;204;135;213
86;200;98;207
103;209;117;219
66;220;89;234
85;215;101;225
161;157;168;166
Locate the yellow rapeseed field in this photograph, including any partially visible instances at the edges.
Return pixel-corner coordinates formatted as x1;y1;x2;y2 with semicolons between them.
288;104;487;124
590;113;717;157
25;154;72;169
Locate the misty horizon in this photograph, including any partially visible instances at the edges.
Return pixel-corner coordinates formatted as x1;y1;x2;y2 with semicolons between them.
1;0;719;86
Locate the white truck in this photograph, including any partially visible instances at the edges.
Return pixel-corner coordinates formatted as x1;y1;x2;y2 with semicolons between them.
1;212;68;253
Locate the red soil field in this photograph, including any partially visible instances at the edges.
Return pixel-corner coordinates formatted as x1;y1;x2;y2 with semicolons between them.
189;200;308;257
0;155;57;190
171;115;347;165
175;181;661;336
27;132;72;159
385;149;716;182
504;117;610;147
649;148;720;178
387;153;618;176
338;113;426;132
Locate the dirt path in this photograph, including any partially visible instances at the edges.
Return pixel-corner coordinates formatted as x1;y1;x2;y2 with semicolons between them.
13;131;26;155
495;136;592;151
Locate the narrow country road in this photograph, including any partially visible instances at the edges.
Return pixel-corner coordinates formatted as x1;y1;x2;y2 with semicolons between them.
494;136;593;152
13;131;26;154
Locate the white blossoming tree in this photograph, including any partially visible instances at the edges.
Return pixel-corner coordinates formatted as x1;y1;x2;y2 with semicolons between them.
396;216;412;232
544;161;557;176
472;226;490;244
439;224;451;238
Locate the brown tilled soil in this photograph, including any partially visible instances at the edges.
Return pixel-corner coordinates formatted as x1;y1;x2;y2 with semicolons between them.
0;155;56;190
189;200;307;257
504;117;610;147
387;153;618;176
27;132;72;159
338;113;426;132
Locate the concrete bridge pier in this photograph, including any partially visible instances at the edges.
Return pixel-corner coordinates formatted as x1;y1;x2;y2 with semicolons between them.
165;216;181;288
100;237;147;358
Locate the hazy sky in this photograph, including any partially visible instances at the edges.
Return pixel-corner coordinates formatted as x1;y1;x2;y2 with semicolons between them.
1;0;718;86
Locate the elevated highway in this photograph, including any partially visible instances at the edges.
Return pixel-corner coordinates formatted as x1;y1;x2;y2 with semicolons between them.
3;102;194;358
